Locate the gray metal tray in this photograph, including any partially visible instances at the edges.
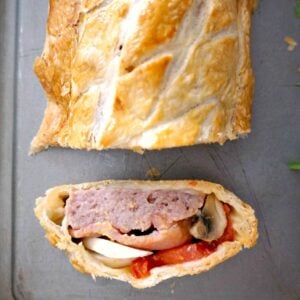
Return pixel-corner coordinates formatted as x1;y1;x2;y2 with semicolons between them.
1;0;300;299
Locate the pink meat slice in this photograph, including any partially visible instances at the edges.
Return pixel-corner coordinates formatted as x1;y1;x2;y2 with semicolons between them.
66;188;205;234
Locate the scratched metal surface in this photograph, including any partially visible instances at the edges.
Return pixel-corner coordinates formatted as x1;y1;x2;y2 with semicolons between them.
1;0;300;299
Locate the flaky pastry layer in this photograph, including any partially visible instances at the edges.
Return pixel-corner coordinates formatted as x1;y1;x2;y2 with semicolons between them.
35;180;258;288
31;0;255;153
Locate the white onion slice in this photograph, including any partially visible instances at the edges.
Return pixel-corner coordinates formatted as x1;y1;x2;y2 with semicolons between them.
92;254;134;268
83;237;153;259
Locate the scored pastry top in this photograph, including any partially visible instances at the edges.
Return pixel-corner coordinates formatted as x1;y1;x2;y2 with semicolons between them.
32;0;255;153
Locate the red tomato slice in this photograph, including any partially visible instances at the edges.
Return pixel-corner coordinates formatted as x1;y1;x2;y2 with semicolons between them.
131;204;235;279
223;203;231;215
151;242;216;266
218;219;235;243
131;242;217;279
131;257;152;279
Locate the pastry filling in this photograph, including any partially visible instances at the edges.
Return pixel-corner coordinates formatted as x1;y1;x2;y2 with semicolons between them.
65;187;235;279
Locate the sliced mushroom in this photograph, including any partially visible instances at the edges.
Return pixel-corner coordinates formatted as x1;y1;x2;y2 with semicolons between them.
190;194;227;242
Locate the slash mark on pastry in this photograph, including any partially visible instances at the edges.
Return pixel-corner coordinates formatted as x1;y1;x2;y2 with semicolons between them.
82;1;111;14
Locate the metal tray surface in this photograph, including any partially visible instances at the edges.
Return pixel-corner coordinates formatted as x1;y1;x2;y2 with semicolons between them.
1;0;300;299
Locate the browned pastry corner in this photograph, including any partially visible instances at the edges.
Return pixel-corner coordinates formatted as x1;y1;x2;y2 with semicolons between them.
35;180;258;288
31;0;256;153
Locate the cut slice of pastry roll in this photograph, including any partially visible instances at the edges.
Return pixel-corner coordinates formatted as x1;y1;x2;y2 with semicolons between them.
35;180;258;288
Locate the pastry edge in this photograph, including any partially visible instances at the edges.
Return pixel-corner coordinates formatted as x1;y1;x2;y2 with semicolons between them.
231;0;255;137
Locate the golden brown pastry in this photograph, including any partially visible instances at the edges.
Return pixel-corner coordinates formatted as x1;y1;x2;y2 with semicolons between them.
31;0;256;153
35;180;258;288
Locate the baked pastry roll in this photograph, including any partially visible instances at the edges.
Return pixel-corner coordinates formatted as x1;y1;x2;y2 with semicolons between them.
31;0;256;153
35;180;258;288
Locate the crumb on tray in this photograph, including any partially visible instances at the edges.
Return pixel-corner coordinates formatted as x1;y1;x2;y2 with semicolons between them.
146;168;161;179
284;36;298;51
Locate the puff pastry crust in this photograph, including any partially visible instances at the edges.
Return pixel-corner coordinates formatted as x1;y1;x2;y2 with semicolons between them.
31;0;255;153
35;180;258;288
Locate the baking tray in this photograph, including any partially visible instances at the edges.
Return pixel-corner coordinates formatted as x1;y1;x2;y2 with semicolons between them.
1;0;300;299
